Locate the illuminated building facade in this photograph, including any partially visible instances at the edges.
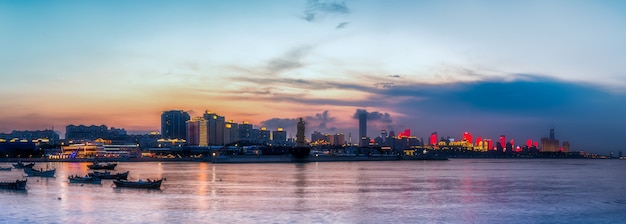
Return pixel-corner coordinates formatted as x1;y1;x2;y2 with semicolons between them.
272;128;286;143
430;132;438;146
224;121;239;145
161;110;190;140
463;132;473;144
540;128;560;152
499;135;506;150
203;111;224;146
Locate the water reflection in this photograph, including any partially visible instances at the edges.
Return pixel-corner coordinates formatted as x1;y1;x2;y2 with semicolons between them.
293;163;307;212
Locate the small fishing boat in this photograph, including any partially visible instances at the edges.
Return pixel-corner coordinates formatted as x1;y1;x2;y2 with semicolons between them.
24;167;56;177
113;178;163;189
87;161;118;170
68;175;101;184
88;170;129;180
0;166;12;171
12;161;35;169
0;179;27;190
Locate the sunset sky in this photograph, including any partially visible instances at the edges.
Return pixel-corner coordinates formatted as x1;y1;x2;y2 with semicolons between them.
1;0;625;153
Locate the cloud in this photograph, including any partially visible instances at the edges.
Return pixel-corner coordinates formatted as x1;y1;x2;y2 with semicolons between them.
305;110;336;129
265;45;313;75
261;118;299;130
353;109;393;123
302;0;350;22
335;22;349;29
260;110;338;136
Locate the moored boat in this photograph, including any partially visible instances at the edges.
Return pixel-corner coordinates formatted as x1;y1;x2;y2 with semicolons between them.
0;166;12;171
88;170;129;180
68;175;101;184
12;161;35;169
24;167;56;177
0;179;27;190
113;178;163;189
87;161;118;170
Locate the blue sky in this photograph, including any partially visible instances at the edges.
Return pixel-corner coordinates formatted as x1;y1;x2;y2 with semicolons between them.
1;0;625;154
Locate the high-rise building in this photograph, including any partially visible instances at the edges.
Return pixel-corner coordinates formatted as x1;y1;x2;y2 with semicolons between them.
541;128;560;152
203;111;224;146
485;139;493;150
257;127;271;142
463;132;473;144
430;132;438;146
334;133;345;146
380;129;388;139
272;128;287;143
239;121;253;141
359;113;367;146
224;121;239;145
161;110;190;140
186;117;204;146
499;135;506;150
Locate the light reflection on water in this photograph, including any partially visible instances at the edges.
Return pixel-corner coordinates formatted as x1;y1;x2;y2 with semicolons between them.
1;159;626;223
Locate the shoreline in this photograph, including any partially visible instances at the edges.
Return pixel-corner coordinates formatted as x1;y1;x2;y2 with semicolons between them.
0;154;610;164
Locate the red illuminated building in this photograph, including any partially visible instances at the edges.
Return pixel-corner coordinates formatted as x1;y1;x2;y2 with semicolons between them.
397;129;411;139
463;132;473;144
430;132;438;146
499;135;506;149
485;139;493;150
526;139;532;147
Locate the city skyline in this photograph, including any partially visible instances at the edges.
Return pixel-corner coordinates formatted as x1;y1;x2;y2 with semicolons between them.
1;1;626;154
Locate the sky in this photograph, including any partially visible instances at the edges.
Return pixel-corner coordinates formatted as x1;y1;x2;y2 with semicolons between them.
1;0;626;154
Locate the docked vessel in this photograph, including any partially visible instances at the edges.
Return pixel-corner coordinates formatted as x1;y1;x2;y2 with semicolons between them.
88;170;129;180
0;179;27;190
68;175;102;184
24;168;56;177
113;178;163;189
12;161;35;169
0;166;12;171
87;161;118;170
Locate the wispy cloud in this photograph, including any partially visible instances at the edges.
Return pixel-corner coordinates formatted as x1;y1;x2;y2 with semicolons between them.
302;0;350;22
335;22;349;29
265;45;314;75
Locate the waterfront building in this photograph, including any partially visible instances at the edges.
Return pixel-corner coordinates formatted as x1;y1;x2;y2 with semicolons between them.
485;139;493;150
358;112;367;146
499;135;506;151
224;121;239;145
311;131;325;143
540;128;561;152
334;133;345;146
161;110;190;140
429;132;438;146
66;125;127;141
203;111;225;146
380;129;388;140
239;121;254;141
463;132;473;144
258;127;271;143
0;129;59;144
272;128;287;144
186;117;204;146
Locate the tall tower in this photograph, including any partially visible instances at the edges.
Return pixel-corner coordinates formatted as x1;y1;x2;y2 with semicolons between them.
358;113;367;146
161;110;190;140
549;128;555;140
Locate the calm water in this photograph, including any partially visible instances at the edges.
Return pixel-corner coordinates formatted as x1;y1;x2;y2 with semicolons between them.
1;159;625;223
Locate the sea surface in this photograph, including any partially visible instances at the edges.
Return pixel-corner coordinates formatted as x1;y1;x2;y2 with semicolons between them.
1;159;625;223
